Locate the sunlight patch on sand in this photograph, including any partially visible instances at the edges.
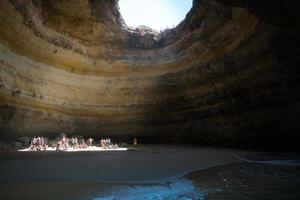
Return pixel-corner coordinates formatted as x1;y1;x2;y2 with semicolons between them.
18;146;128;152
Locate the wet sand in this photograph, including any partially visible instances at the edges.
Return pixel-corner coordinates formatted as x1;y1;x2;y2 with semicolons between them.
0;145;247;182
0;145;299;200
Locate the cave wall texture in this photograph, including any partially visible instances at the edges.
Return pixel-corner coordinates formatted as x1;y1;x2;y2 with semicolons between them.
0;0;299;147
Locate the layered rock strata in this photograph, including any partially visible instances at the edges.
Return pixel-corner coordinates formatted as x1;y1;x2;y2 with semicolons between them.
0;0;299;147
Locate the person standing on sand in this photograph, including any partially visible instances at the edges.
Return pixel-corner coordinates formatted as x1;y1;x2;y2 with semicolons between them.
100;138;104;148
81;138;87;148
74;137;79;148
56;141;61;151
36;136;41;150
88;137;93;146
33;136;37;146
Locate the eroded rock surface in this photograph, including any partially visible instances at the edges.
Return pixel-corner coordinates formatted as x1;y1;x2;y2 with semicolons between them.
0;0;299;147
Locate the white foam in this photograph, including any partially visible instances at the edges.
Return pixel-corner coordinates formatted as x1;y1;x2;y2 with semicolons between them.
93;179;206;200
235;155;300;166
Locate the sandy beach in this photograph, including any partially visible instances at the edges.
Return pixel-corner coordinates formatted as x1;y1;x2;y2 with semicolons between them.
0;145;248;183
0;145;299;200
18;146;128;152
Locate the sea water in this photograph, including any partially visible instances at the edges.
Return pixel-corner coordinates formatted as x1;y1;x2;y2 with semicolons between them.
93;179;207;200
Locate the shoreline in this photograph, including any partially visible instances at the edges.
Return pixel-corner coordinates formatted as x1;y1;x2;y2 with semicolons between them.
1;160;299;200
0;146;299;200
0;145;246;183
0;145;299;183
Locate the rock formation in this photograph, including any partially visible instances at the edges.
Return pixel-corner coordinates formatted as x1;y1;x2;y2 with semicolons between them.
0;0;299;147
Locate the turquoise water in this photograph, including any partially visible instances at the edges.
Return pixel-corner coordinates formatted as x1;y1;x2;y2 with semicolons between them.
93;179;206;200
1;163;299;200
0;179;206;200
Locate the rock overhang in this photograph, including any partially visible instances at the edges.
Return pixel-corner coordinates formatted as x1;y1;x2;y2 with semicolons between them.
0;0;299;148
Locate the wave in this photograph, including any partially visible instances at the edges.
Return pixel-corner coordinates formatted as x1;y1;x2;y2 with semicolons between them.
92;179;207;200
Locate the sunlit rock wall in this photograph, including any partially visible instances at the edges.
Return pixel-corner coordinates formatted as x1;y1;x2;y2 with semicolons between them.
0;0;299;147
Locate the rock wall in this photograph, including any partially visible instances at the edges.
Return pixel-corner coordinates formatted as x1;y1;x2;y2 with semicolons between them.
0;0;299;147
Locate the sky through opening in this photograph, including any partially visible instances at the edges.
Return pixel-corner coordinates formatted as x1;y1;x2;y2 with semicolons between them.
118;0;193;31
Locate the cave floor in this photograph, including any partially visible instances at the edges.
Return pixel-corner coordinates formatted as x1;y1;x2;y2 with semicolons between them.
0;145;299;200
18;146;128;152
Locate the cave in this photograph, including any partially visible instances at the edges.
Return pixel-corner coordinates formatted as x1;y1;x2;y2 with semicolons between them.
0;0;299;199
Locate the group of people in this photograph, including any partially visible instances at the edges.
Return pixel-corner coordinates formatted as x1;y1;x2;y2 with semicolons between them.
28;135;120;151
56;136;94;151
29;136;48;151
100;138;118;149
69;137;93;149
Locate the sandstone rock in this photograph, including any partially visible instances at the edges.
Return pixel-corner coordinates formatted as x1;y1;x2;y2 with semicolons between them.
0;142;12;150
0;0;299;148
12;141;23;149
18;136;31;146
118;142;132;148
